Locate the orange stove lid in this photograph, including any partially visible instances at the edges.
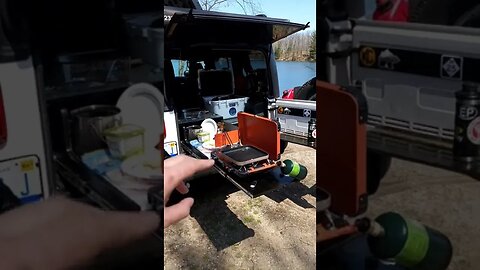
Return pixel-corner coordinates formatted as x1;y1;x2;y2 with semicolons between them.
237;112;280;161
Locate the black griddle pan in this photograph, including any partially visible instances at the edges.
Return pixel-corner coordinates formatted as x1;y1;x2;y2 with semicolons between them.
218;145;269;167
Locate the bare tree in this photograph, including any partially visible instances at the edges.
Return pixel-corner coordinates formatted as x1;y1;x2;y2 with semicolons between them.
198;0;262;15
198;0;227;11
273;30;315;62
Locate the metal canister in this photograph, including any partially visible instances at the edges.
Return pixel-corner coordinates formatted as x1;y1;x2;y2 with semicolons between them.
453;83;480;161
359;212;453;270
307;118;316;147
281;159;308;180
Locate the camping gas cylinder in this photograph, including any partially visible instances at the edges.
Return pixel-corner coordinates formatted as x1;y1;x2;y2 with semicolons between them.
307;118;316;147
281;159;307;180
356;212;452;270
454;82;480;161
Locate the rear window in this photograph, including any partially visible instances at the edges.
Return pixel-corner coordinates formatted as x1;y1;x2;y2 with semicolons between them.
166;49;270;96
170;50;267;78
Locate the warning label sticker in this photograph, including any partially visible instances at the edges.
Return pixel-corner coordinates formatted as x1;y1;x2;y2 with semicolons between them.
467;117;480;144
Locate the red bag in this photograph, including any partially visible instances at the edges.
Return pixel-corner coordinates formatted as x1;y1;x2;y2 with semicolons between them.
373;0;409;22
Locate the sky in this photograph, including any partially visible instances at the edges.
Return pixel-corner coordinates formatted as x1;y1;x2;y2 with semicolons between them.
216;0;316;31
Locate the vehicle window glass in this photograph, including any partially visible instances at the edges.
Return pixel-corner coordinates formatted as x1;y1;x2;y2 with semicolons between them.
365;0;375;19
249;51;267;70
215;57;231;70
171;59;188;77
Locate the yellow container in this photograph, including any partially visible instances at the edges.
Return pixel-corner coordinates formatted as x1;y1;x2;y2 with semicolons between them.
103;124;145;160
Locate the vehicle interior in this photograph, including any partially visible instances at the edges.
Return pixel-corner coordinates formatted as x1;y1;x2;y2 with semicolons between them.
164;6;309;126
14;1;165;210
0;0;164;268
164;48;271;117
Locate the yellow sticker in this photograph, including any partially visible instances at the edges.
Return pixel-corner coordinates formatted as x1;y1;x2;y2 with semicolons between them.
360;47;376;67
20;160;34;172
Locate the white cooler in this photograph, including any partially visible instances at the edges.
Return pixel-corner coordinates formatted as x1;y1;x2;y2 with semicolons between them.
198;69;249;119
202;95;249;119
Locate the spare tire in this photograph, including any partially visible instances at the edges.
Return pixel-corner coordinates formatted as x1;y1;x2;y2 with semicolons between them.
454;4;480;27
294;77;316;100
410;0;479;26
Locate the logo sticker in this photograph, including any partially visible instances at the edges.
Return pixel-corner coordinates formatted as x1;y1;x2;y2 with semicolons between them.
467;117;480;144
359;47;376;67
303;109;312;117
378;49;400;70
164;141;178;156
229;108;237;116
20;160;34;172
459;106;478;121
441;55;463;79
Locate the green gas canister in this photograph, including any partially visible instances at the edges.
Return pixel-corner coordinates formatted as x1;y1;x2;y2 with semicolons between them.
281;159;308;180
356;212;452;270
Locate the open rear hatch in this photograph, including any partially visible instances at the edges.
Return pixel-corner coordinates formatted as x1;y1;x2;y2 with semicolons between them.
164;7;309;46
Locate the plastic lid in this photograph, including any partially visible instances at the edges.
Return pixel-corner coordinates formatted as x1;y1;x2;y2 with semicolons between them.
104;124;145;138
237;112;280;160
456;82;480;99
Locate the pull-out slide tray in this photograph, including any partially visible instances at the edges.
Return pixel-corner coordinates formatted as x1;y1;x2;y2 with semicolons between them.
181;141;294;198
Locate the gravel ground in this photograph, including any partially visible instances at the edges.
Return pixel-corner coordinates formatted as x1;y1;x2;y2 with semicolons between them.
164;144;316;269
368;158;480;270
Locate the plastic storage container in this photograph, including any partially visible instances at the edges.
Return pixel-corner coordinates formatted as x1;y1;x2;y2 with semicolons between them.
198;69;248;119
203;95;249;119
56;50;131;86
104;124;145;160
124;13;163;70
351;21;480;140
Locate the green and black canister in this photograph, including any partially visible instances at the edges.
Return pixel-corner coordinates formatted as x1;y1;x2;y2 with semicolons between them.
454;82;480;161
281;159;308;180
308;118;316;147
356;212;452;270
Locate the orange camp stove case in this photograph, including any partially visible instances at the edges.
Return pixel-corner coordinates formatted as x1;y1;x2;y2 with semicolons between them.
211;112;281;178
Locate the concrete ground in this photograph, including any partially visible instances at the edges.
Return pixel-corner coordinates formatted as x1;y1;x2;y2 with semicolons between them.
368;158;480;270
164;144;316;269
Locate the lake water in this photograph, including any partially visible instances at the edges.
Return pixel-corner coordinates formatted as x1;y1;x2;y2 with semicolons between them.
276;61;316;93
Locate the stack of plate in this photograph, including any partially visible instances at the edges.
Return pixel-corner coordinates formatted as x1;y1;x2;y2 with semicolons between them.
200;118;219;151
116;83;164;182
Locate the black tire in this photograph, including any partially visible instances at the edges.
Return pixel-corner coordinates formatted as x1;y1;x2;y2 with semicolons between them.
366;150;392;195
280;139;288;154
409;0;479;26
294;77;316;100
454;4;480;27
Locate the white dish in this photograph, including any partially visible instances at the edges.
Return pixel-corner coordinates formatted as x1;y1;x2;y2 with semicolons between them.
202;140;219;151
120;152;163;181
105;169;155;191
201;118;218;141
116;83;164;152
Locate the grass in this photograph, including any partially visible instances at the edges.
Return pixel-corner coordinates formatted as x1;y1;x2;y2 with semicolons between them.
243;215;255;224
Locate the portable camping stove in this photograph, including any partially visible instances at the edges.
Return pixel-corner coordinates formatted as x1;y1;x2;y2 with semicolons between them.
211;112;281;178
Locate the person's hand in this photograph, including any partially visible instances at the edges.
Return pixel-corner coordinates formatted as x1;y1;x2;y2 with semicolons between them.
164;155;214;228
0;196;160;270
317;223;357;242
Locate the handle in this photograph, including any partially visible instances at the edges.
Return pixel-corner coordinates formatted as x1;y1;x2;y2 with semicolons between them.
89;116;122;144
60;108;73;153
88;119;109;144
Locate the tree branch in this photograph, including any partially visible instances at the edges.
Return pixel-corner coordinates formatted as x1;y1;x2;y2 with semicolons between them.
199;0;228;11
